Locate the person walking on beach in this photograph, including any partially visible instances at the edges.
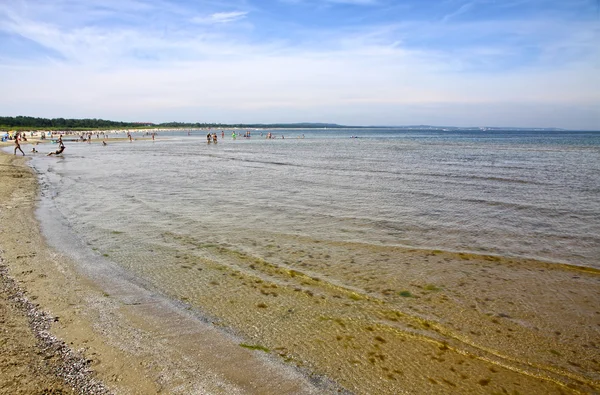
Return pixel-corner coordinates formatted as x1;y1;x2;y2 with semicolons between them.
14;133;25;156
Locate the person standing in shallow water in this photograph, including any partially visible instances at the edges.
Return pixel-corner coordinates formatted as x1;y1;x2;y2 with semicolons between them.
14;133;25;156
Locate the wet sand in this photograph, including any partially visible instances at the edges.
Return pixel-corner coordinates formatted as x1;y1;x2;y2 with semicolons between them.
0;149;328;394
1;145;599;394
0;150;101;394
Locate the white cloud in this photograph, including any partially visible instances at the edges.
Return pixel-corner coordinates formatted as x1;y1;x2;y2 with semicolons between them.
191;11;248;24
0;0;598;129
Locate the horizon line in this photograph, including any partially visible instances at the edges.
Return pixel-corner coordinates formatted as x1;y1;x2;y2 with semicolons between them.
2;115;597;131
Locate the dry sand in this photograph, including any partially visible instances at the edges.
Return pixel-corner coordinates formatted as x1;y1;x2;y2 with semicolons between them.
1;143;599;394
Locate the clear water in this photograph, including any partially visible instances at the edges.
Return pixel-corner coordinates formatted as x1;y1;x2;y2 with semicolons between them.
30;129;600;269
0;128;590;395
16;128;600;393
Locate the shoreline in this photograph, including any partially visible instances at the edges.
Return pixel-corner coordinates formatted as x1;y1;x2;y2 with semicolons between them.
0;151;331;394
0;153;109;394
1;149;599;394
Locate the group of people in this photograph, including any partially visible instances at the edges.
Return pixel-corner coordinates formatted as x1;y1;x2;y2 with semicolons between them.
10;129;296;157
11;132;65;156
207;132;218;143
8;130;162;157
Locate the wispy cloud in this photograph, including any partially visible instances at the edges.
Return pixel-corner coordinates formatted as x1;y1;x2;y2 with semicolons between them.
442;1;476;23
0;0;598;129
191;11;248;24
278;0;380;6
325;0;380;4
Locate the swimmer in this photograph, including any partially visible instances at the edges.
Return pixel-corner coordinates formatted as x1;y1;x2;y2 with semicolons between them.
31;147;38;153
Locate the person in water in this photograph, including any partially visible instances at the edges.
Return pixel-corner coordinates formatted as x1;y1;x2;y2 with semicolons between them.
47;140;65;156
207;133;212;143
14;134;25;156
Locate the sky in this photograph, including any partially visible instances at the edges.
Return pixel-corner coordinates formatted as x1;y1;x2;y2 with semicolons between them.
1;0;599;129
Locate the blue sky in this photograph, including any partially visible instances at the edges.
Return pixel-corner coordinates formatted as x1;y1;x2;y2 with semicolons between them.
1;0;598;129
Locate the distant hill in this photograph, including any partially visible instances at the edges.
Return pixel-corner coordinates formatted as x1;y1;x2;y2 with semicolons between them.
369;125;566;131
245;122;347;128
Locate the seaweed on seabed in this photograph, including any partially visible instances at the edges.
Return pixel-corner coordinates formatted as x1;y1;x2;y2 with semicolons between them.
239;343;270;352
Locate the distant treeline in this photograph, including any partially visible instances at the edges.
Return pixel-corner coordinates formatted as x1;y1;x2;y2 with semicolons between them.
0;116;153;130
0;116;348;131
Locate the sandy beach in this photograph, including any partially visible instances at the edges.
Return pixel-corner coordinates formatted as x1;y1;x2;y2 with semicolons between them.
0;147;329;394
1;141;600;394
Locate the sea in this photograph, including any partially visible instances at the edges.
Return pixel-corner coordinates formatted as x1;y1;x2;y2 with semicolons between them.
9;128;600;392
28;128;600;271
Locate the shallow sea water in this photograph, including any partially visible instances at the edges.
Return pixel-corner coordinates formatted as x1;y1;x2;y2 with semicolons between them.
24;129;600;393
31;129;600;268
